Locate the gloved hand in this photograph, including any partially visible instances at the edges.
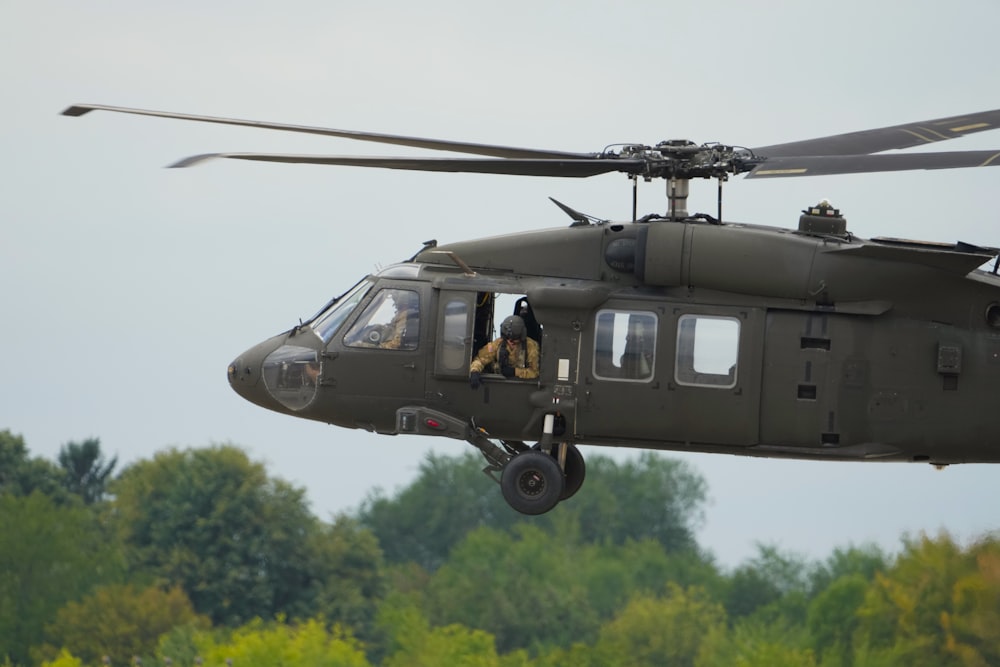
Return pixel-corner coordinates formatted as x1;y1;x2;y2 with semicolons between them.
500;365;515;379
470;371;482;389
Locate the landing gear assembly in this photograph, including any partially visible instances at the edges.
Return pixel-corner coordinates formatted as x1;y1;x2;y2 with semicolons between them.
468;426;586;515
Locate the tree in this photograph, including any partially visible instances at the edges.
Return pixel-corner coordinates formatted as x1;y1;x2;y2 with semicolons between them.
594;585;726;667
563;452;707;553
808;543;887;596
358;452;522;571
853;532;1000;667
358;451;708;571
193;617;371;667
943;538;1000;666
423;524;600;653
39;584;207;665
306;515;387;642
0;493;124;666
57;438;117;504
806;573;869;666
111;444;321;626
0;430;67;502
697;615;818;667
578;538;723;621
723;544;810;621
378;603;502;667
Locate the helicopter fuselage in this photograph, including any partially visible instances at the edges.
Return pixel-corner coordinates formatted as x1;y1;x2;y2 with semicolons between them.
228;214;1000;466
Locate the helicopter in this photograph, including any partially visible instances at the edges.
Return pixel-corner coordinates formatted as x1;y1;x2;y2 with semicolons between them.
64;103;1000;515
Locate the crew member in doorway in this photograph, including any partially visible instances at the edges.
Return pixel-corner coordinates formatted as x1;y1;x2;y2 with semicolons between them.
469;315;540;388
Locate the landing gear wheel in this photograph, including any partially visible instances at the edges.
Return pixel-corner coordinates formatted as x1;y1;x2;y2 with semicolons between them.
532;443;586;501
500;450;565;515
560;444;586;501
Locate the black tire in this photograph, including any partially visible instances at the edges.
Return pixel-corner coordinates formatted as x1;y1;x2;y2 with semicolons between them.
560;444;586;501
500;450;565;515
531;443;586;501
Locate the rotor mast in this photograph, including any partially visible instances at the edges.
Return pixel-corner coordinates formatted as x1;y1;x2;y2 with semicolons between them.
667;177;690;220
624;140;754;222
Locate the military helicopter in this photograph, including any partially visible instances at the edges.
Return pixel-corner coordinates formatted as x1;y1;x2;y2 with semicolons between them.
64;104;1000;515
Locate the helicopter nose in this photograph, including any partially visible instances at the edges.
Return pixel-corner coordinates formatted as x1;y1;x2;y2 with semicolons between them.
227;336;282;411
228;334;322;413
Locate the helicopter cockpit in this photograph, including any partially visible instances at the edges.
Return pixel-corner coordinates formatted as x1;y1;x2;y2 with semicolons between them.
310;279;372;343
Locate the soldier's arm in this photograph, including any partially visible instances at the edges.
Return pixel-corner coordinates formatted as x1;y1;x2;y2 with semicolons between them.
470;341;497;374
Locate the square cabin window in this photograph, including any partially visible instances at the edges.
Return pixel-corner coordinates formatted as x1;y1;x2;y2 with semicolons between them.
675;315;739;388
593;310;657;382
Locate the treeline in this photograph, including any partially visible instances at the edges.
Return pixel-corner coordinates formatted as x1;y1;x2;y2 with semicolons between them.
2;428;998;667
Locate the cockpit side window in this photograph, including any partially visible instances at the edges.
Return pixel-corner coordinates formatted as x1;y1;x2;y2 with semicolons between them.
311;280;372;343
344;288;421;350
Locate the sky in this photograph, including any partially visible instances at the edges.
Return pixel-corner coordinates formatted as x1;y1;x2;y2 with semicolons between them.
3;0;1000;568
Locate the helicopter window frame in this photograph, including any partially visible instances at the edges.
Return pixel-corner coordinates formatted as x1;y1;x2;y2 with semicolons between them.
343;288;421;351
310;279;373;344
435;292;475;376
592;309;658;383
674;314;740;389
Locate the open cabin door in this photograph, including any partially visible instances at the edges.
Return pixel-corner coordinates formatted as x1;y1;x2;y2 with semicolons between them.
429;289;544;439
575;303;763;448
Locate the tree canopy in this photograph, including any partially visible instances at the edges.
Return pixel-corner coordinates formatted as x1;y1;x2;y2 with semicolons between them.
112;445;337;626
358;450;707;572
4;430;999;667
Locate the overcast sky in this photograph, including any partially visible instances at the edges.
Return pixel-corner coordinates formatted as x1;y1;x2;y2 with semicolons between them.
3;0;999;568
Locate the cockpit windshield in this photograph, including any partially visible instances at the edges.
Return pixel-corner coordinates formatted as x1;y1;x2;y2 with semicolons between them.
310;279;372;343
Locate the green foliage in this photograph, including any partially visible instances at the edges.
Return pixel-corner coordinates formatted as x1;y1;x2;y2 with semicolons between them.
0;430;68;502
111;444;322;626
807;573;869;665
359;451;707;572
564;452;707;553
424;524;599;654
697;616;817;667
854;532;1000;667
595;585;726;667
38;584;208;665
809;544;888;596
723;543;811;621
38;649;82;667
581;539;723;620
378;602;501;667
358;452;525;571
306;515;387;642
0;492;124;666
195;618;371;667
57;438;117;505
7;437;1000;667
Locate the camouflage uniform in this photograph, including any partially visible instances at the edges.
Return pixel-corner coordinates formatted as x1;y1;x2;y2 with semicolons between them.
470;337;540;379
381;309;417;350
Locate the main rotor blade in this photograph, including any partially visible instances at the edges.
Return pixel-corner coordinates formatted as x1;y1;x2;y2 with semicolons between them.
753;109;1000;158
745;149;1000;179
171;152;644;177
62;103;595;160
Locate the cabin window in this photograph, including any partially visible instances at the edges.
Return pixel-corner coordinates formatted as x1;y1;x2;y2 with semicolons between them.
674;315;739;388
343;288;420;350
593;310;657;381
